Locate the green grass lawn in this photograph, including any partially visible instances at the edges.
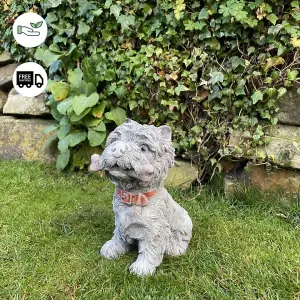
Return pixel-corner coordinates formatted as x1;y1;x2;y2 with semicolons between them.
0;160;299;299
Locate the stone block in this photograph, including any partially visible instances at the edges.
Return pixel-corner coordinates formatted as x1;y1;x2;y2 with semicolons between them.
3;88;50;116
246;163;300;193
277;86;300;125
0;90;8;111
224;162;300;195
0;116;58;163
164;159;198;188
0;63;18;89
0;51;13;67
229;124;300;170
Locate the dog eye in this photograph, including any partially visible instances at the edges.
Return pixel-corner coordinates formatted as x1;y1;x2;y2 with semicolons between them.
107;137;118;145
140;145;149;152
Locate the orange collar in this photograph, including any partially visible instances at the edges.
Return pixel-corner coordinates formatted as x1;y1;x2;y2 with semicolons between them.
116;188;157;206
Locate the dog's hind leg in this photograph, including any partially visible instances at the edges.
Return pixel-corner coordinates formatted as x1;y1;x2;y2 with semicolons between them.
129;235;166;276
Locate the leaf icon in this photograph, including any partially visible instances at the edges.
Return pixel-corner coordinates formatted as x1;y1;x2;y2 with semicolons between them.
35;21;43;28
30;21;43;29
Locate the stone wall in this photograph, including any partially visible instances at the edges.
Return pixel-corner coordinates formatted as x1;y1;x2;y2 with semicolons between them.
225;87;300;194
0;52;57;163
2;50;297;192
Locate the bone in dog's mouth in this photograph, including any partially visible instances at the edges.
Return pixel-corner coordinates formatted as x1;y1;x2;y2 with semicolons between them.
105;164;154;182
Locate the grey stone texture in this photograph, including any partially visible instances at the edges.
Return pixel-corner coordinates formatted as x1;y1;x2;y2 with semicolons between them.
0;116;57;163
0;51;13;66
0;63;18;89
224;162;300;195
164;158;198;188
277;86;300;125
90;119;192;276
3;88;50;116
0;90;8;111
229;124;300;170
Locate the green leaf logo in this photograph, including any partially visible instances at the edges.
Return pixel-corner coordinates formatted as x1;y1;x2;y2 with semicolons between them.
30;21;43;29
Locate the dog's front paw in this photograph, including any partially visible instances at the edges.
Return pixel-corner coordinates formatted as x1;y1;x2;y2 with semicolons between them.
129;260;156;276
100;239;130;259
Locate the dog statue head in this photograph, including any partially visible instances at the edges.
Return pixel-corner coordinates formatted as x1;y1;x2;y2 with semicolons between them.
90;119;175;191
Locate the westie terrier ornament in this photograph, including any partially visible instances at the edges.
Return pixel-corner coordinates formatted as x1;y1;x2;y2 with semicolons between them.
90;119;192;276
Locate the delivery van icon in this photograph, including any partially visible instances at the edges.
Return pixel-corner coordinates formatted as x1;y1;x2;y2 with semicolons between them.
16;71;44;88
13;62;48;97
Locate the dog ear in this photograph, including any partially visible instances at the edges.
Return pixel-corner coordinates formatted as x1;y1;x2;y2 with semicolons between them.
125;118;137;123
158;125;172;141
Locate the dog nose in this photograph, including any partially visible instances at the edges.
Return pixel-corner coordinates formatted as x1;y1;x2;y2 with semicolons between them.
111;141;127;158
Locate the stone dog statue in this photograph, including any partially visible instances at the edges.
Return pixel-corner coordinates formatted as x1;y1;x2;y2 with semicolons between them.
90;119;192;276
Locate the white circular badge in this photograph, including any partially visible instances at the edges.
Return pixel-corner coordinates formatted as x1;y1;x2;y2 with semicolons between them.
13;63;48;97
13;13;47;48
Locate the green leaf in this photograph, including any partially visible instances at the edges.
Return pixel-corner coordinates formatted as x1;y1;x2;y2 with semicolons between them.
93;8;103;16
175;84;189;96
49;60;61;75
251;90;263;104
110;4;122;18
68;108;91;122
265;57;285;70
68;68;83;91
82;115;102;127
57;98;72;115
115;85;127;99
198;7;209;20
34;47;61;68
277;87;287;98
105;107;127;125
297;88;300;95
46;12;58;23
78;21;90;35
58;136;69;152
117;15;135;31
287;70;299;81
92;101;107;118
72;93;99;115
266;14;278;25
68;130;87;147
80;81;96;96
231;56;244;69
209;71;224;85
57;124;71;140
104;0;112;8
174;0;185;20
49;43;61;54
41;0;62;9
43;124;59;134
88;128;106;146
129;100;138;110
93;122;106;132
56;149;70;170
271;117;278;126
82;54;103;86
50;82;70;101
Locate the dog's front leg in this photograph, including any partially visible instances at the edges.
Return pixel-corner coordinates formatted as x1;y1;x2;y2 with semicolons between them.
129;236;165;276
100;236;131;259
100;219;132;259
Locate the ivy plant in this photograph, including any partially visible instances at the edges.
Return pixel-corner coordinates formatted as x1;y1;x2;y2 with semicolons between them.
1;0;300;181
